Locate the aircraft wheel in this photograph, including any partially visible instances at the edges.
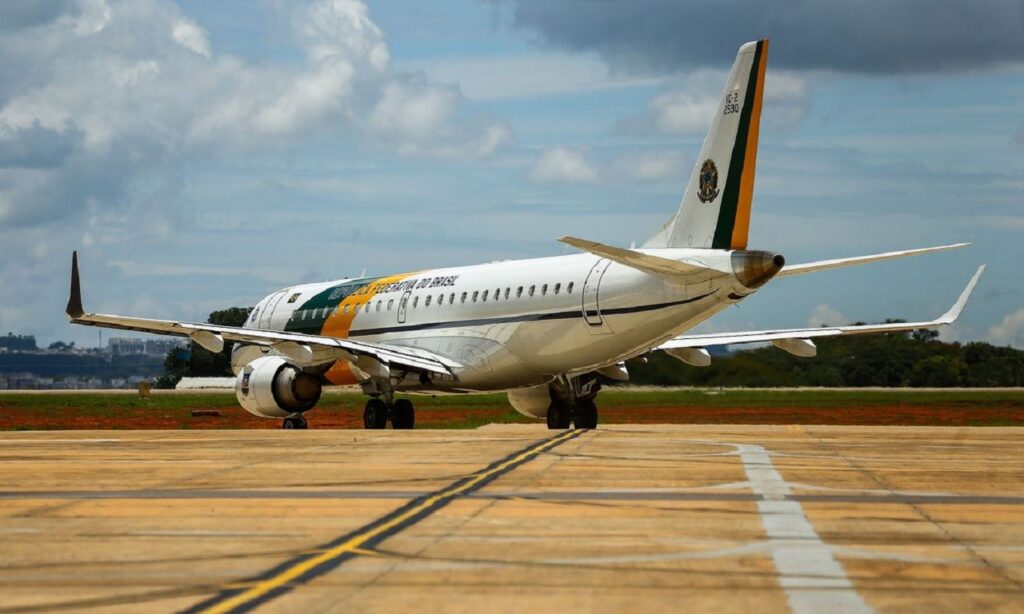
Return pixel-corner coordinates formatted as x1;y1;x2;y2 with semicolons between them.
575;399;597;429
283;415;308;430
363;398;388;429
546;400;571;430
391;399;415;429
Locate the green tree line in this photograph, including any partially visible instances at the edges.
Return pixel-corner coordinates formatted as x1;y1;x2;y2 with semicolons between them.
628;326;1023;387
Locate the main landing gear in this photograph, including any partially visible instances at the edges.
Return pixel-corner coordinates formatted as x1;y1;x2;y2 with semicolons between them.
364;397;415;430
546;376;600;430
282;415;308;429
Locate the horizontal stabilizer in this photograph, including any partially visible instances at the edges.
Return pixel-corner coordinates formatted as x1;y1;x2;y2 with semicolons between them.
659;265;985;351
558;236;713;277
778;243;969;278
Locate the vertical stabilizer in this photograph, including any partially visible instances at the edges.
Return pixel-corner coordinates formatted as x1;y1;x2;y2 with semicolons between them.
644;39;768;250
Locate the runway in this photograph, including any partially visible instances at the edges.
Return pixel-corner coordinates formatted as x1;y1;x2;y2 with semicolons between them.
1;426;1022;613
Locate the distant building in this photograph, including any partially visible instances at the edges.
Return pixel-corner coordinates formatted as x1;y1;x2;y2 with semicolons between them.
108;337;183;356
145;338;184;356
109;337;146;355
0;333;37;352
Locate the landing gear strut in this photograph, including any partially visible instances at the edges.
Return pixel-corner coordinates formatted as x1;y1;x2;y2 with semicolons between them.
282;415;308;429
363;397;416;429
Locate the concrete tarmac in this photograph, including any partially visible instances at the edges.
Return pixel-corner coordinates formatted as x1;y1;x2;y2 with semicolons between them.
0;425;1022;613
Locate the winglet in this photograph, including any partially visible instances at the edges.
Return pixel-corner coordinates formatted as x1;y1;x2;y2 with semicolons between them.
939;265;985;324
66;251;84;319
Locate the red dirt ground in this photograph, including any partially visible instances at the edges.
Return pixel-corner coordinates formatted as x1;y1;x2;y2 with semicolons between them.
2;402;1023;429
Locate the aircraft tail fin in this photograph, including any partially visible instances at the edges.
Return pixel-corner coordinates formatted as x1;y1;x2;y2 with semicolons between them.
645;39;768;250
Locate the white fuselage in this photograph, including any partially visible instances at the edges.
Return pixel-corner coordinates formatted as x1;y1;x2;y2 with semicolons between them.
242;249;756;391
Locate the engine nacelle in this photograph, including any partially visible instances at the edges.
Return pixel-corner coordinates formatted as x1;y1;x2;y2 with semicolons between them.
231;344;265;375
235;356;322;418
507;384;552;419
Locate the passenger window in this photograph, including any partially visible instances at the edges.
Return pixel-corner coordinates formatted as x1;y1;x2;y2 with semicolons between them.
437;294;444;306
567;281;575;294
425;295;432;307
554;283;561;295
387;299;394;311
542;283;548;296
529;285;535;297
517;286;523;298
495;288;500;299
364;302;371;313
413;296;419;308
376;301;381;312
450;293;455;304
504;288;510;300
472;291;479;302
461;292;467;304
482;290;488;302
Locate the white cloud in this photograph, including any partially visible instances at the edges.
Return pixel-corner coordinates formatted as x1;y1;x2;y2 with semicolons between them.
607;150;689;182
808;304;849;327
171;18;210;57
619;69;809;135
402;53;662;100
529;146;598;183
649;89;718;134
763;71;810;129
0;0;508;229
987;308;1024;348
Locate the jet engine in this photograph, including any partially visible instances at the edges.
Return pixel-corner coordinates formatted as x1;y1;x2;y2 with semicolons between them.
507;384;552;419
235;356;322;418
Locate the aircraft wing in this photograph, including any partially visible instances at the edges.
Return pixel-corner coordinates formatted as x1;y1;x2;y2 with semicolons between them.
777;243;969;277
658;265;985;351
65;253;460;376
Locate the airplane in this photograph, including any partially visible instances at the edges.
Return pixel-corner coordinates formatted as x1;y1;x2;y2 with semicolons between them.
66;39;984;430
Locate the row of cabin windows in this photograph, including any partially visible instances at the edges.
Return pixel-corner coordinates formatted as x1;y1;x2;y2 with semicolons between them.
295;281;577;320
413;281;574;309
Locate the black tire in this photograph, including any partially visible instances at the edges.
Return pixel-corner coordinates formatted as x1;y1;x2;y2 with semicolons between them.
392;399;415;429
546;400;571;430
363;398;388;429
282;416;307;429
577;399;597;429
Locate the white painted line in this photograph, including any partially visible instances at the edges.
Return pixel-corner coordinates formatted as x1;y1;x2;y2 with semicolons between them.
735;444;872;614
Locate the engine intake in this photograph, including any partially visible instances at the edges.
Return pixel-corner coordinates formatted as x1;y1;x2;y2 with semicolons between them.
235;356;322;418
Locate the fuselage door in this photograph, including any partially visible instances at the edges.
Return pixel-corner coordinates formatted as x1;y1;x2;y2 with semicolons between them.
258;291;287;329
582;259;613;334
397;290;412;324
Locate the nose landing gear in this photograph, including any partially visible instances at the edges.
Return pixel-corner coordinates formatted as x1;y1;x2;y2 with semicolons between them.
282;415;308;429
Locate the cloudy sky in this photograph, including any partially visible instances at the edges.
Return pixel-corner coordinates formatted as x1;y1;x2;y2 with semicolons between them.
1;0;1022;348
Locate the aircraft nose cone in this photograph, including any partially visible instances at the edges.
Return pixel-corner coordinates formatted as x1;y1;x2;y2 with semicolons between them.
731;250;785;289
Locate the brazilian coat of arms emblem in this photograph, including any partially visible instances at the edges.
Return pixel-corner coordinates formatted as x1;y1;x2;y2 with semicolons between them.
697;158;719;203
